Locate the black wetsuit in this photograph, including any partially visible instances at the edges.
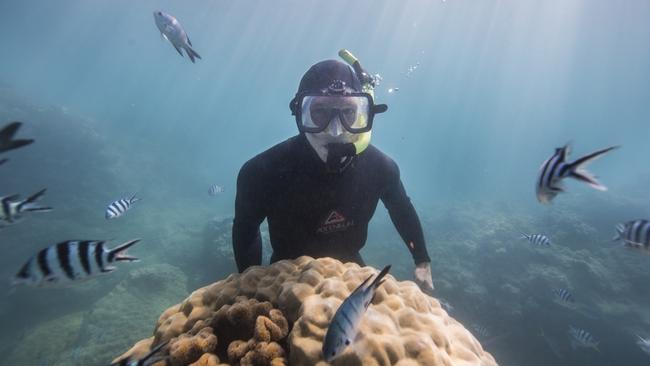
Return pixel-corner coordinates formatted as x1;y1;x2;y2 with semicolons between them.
232;134;430;273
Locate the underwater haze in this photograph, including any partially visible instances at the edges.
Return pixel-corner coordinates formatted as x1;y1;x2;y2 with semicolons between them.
1;0;650;365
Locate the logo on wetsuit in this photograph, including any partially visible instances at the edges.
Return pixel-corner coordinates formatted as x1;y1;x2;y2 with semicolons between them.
317;210;354;234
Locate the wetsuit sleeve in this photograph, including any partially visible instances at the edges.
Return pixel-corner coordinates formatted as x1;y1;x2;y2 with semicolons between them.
232;160;266;273
380;161;431;265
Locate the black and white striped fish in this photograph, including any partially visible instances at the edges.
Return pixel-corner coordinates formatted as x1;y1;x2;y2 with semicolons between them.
568;326;599;351
521;233;551;246
613;220;650;250
536;144;618;204
208;184;224;196
552;288;575;303
105;194;139;219
322;265;391;362
13;239;140;287
0;189;52;228
109;340;168;366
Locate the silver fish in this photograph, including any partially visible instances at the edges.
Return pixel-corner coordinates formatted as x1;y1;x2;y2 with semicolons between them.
568;326;599;351
521;233;551;246
109;340;168;366
614;220;650;250
153;11;201;63
536;144;618;204
322;265;390;362
0;189;52;228
13;239;140;287
0;122;33;154
105;194;139;219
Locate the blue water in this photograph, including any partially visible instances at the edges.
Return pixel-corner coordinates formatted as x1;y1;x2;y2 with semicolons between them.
1;0;650;365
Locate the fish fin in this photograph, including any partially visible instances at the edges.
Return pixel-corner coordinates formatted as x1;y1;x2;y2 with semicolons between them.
0;122;21;142
520;233;529;240
23;207;52;213
566;145;619;190
107;239;141;262
1;194;21;203
17;189;48;211
161;33;169;42
187;36;192;46
173;44;184;57
351;275;373;295
0;158;7;166
0;138;34;153
185;46;201;63
129;193;140;204
369;265;391;291
142;340;169;362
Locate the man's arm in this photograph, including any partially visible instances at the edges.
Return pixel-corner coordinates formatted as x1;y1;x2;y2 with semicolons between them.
380;161;431;265
232;160;266;273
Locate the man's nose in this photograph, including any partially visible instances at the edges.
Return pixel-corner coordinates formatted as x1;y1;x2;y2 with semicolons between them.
326;116;344;137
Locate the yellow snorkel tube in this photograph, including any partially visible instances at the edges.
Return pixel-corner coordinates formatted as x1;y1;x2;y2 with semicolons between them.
338;49;382;155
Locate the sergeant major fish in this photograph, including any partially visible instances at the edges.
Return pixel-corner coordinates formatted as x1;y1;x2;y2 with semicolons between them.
0;189;52;228
568;326;599;352
109;340;168;366
154;11;201;63
613;220;650;250
322;265;391;362
521;233;551;246
536;144;618;204
106;194;139;219
552;288;575;304
13;239;141;287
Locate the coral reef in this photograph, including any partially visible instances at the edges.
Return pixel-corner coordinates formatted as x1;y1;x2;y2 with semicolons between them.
118;256;497;365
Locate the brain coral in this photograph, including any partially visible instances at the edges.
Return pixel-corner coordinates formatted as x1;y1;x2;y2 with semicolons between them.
116;256;497;366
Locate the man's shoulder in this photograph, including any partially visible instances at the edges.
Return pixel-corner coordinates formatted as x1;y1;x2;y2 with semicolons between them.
362;144;400;174
240;136;299;174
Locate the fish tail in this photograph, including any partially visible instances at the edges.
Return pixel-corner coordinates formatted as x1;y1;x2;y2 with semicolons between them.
370;265;391;290
0;122;33;151
18;189;52;212
613;224;625;241
566;145;619;191
520;232;529;240
129;193;141;204
185;46;201;63
107;239;141;262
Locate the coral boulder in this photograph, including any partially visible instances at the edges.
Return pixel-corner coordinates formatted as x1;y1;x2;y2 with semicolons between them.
117;256;497;366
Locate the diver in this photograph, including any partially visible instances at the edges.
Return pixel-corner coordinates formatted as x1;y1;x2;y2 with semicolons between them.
232;51;434;293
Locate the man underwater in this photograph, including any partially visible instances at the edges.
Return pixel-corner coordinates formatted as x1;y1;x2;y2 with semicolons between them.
232;53;434;292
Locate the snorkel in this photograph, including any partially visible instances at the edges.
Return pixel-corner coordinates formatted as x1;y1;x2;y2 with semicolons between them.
337;49;381;157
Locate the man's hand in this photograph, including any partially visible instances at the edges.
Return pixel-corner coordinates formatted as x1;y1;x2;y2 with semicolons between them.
414;262;434;294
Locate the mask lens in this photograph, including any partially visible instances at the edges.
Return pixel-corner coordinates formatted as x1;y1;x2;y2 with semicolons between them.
300;95;370;133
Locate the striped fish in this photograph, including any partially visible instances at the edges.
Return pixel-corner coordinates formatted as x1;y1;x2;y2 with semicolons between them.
552;288;575;303
109;340;168;366
636;335;650;355
105;194;139;219
613;220;650;250
0;189;52;227
536;144;618;204
521;233;551;246
208;184;224;196
568;326;599;351
322;265;391;362
13;239;140;287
